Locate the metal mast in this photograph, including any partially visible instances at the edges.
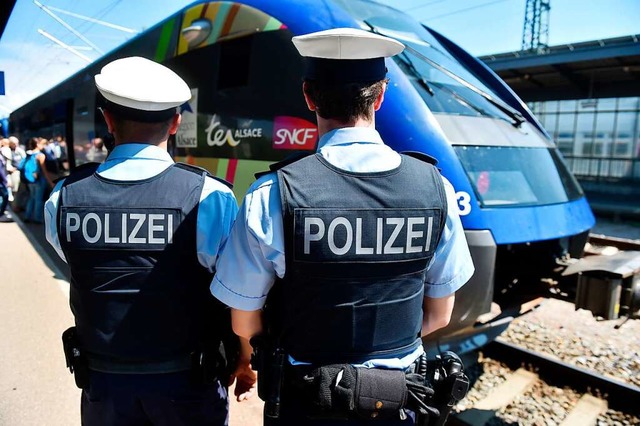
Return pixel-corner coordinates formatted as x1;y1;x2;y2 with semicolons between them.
521;0;550;53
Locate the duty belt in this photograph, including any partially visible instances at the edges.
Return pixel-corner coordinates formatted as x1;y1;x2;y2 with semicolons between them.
279;355;435;422
86;354;193;374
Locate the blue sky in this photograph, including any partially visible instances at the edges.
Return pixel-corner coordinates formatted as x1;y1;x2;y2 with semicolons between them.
1;0;639;117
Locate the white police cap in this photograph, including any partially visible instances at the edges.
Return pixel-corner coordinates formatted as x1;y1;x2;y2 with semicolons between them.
95;56;190;121
292;28;404;83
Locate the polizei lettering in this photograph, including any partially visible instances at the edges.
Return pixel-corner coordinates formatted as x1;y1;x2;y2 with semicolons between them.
294;208;440;263
61;208;180;250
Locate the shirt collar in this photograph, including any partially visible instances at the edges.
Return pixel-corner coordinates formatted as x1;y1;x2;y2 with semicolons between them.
106;143;174;162
317;127;384;150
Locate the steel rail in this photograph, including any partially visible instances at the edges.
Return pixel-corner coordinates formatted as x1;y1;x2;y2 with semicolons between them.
588;234;640;251
481;339;640;415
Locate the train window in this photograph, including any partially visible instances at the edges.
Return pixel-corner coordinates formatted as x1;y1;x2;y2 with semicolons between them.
164;29;311;162
454;146;583;207
218;36;252;89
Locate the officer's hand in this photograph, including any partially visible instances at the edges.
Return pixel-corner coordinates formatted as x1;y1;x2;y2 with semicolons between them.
230;359;257;402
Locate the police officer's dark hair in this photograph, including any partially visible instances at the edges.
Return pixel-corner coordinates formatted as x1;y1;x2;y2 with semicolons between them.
303;79;388;122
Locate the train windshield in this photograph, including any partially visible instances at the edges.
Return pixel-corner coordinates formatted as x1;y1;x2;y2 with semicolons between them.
455;146;583;207
334;0;521;125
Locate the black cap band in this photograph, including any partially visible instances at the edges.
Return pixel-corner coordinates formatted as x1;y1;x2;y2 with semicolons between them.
98;96;179;123
304;57;387;83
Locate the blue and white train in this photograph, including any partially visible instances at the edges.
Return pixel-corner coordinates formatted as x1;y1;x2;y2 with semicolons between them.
9;0;595;353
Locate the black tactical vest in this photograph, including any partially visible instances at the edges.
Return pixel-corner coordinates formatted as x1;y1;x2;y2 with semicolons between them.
273;153;447;364
57;163;226;362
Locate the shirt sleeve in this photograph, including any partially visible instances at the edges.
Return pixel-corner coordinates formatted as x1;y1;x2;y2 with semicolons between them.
210;174;285;311
196;176;239;272
44;179;67;262
424;177;475;298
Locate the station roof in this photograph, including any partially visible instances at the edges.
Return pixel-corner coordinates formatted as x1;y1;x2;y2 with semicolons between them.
480;34;640;102
0;0;16;42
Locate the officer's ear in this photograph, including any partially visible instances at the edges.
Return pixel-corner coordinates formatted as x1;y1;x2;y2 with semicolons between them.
101;109;116;134
302;82;317;112
168;113;182;136
373;81;387;112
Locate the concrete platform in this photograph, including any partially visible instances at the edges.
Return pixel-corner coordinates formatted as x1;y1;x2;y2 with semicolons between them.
0;215;78;425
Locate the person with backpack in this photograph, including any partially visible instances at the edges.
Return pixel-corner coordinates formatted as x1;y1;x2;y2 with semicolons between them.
22;137;54;223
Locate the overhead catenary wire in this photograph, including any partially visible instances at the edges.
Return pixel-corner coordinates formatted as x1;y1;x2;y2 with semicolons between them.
37;29;92;63
425;0;511;21
47;5;138;34
7;0;126;113
405;0;448;12
32;0;104;55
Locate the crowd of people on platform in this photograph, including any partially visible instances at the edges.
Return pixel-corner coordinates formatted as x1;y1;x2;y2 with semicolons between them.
0;135;68;223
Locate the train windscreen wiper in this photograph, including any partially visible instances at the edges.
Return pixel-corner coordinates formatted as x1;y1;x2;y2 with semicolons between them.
429;80;501;121
395;51;434;96
401;43;525;128
363;21;525;128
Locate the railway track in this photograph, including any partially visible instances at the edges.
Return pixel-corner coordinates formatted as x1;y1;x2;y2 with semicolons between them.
587;233;640;252
450;228;640;426
450;339;640;426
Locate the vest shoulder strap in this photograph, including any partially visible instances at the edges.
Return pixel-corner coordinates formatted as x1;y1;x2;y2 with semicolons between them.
173;162;233;189
400;151;439;166
61;162;100;187
255;152;315;179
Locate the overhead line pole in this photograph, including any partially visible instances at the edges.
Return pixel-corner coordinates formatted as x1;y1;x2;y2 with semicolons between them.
33;0;104;55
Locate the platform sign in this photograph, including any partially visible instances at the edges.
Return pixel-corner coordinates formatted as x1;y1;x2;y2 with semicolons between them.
0;71;4;95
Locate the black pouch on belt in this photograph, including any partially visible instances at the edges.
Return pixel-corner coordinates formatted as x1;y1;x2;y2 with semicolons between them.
61;326;90;389
304;365;408;420
305;364;356;419
353;367;408;420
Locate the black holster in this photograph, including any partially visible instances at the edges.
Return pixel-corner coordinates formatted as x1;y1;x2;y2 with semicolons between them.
423;351;470;426
250;335;285;419
190;344;225;386
61;326;90;389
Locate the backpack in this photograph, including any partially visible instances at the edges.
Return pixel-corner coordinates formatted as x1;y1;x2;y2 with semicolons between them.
18;153;40;183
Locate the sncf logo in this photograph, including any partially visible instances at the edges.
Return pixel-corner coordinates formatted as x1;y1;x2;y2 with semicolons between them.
273;116;318;150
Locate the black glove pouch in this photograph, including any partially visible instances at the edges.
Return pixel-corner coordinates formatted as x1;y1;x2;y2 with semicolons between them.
306;364;408;420
306;364;356;418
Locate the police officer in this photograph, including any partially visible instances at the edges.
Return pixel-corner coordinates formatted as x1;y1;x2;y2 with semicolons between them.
44;56;239;426
211;29;475;425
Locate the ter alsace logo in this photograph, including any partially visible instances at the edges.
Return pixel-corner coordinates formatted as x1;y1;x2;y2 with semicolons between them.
272;116;318;150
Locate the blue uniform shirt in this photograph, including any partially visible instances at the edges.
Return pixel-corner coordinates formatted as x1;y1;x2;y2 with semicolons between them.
44;143;238;271
211;127;474;367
